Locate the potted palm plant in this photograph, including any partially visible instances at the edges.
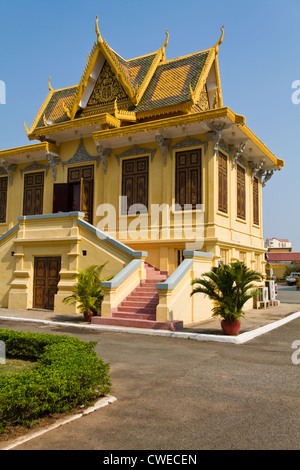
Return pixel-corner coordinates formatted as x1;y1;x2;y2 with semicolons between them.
63;264;109;322
191;261;263;335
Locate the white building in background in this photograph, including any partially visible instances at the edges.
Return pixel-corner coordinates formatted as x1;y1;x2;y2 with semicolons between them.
265;238;292;251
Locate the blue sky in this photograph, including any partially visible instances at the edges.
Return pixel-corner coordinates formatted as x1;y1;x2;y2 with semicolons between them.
0;0;299;250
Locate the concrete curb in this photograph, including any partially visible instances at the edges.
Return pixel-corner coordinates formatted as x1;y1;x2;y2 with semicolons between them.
0;311;299;344
2;395;117;450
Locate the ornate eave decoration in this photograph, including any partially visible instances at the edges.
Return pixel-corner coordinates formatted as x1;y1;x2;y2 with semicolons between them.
62;138;100;168
170;136;208;159
20;162;50;178
218;139;229;155
249;159;265;181
230;141;248;168
114;99;137;122
206;121;233;153
258;169;276;187
115;145;157;165
96;146;112;174
155;135;171;166
0;160;17;185
46;154;61;181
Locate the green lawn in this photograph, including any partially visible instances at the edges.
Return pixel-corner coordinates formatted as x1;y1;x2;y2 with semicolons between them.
0;358;37;376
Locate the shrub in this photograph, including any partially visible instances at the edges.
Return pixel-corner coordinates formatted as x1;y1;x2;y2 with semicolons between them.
191;261;263;322
0;329;111;432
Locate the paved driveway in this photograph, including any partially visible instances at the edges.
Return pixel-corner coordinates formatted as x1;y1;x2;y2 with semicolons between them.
0;316;299;451
277;284;300;304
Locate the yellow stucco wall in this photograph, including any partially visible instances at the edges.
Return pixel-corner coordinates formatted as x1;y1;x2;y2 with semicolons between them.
0;134;266;315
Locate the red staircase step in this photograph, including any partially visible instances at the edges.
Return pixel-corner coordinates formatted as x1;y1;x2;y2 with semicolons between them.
91;316;183;331
91;261;183;330
112;311;156;321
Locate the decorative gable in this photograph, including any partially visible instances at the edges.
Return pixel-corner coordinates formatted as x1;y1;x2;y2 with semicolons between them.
82;61;131;116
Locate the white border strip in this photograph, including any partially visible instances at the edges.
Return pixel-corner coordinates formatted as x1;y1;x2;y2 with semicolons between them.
0;311;299;344
2;395;117;450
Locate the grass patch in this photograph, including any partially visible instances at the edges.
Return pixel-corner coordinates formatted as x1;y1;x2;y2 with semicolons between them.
0;329;112;435
0;358;37;377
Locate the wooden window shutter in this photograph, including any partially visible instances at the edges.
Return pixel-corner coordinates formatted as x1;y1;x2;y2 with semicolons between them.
175;149;202;208
23;172;44;216
237;165;246;220
0;177;8;223
67;165;94;224
218;152;227;213
253;177;259;225
122;156;149;214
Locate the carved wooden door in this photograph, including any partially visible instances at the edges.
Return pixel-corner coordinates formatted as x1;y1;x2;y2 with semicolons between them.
67;165;94;224
23;172;44;216
33;257;61;310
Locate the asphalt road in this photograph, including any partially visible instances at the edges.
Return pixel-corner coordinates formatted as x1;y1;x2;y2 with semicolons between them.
0;315;299;451
277;284;300;304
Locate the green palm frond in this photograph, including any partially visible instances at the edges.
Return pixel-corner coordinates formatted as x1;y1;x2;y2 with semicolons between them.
191;261;263;322
63;263;109;314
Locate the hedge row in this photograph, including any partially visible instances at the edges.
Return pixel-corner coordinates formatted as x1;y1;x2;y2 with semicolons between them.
0;329;112;432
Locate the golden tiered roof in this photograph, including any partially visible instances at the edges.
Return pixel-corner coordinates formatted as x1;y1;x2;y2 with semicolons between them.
27;18;225;140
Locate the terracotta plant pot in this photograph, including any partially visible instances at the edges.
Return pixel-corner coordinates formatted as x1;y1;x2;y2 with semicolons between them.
83;311;93;322
221;320;241;336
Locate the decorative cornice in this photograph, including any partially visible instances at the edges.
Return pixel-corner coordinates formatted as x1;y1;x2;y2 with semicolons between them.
20;162;50;178
114;99;137;122
170;135;207;160
29;113;121;140
0;142;60;160
62;138;100;168
238;124;284;170
93;107;246;143
115;144;157;165
0;161;17;185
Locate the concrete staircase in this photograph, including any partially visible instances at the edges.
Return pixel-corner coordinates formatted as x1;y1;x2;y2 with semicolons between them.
91;263;183;330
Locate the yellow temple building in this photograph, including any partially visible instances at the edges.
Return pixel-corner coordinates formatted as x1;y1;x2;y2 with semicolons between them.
0;18;284;329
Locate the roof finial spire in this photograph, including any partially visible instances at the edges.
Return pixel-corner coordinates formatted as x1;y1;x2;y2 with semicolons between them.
164;28;169;48
215;25;224;53
48;76;53;92
96;14;103;44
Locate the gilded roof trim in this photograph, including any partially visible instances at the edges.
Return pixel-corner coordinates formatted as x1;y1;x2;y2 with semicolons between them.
0;142;60;160
28;113;121;141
